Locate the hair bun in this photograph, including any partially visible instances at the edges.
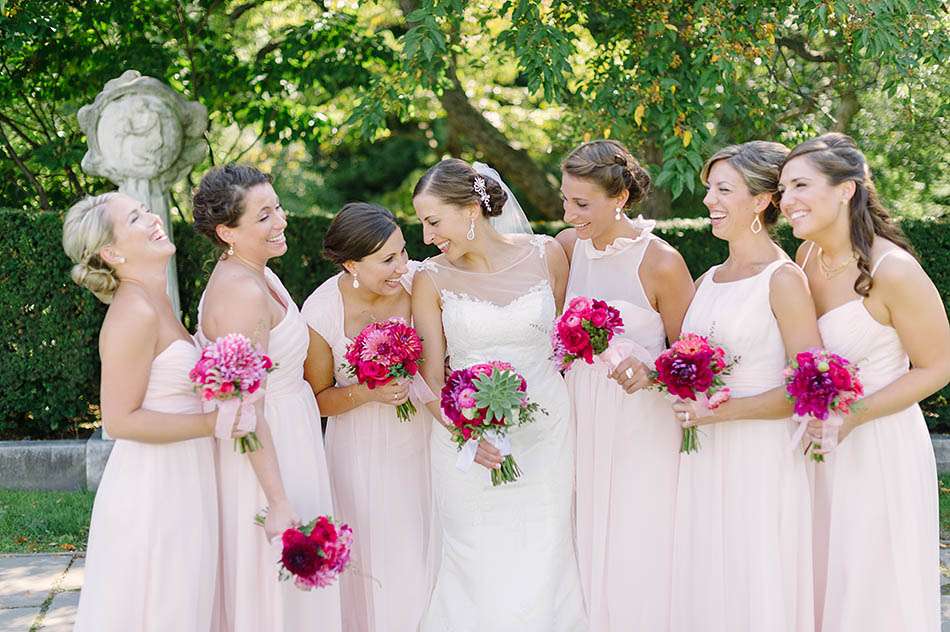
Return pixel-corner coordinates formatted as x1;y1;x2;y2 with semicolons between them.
479;175;508;217
71;262;119;304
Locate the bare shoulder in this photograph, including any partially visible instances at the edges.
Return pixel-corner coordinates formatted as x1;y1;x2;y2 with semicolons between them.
644;238;689;279
870;244;926;292
544;234;569;263
206;267;269;314
554;227;578;261
770;260;810;294
100;289;159;353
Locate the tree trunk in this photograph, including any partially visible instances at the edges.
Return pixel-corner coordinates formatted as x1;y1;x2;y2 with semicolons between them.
832;90;859;133
641;140;673;219
439;73;562;219
398;0;562;219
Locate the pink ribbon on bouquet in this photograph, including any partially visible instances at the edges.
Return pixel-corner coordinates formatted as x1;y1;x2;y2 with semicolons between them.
409;373;437;406
595;338;656;373
789;413;843;454
213;389;263;440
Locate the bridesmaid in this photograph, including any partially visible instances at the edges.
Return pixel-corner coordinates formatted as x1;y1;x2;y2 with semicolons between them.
555;139;694;631
301;202;435;632
63;193;218;631
669;141;819;632
780;133;949;632
192;165;342;632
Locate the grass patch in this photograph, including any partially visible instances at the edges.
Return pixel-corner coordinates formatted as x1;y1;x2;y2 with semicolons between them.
0;488;94;553
941;473;950;536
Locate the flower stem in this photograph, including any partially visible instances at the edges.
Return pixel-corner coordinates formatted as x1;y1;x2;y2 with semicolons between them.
680;427;700;454
235;432;262;454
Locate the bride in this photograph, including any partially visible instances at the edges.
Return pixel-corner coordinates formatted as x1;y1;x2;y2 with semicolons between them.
411;159;588;631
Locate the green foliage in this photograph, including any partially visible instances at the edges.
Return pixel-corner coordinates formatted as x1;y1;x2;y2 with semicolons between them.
2;1;947;221
0;211;105;439
2;211;948;439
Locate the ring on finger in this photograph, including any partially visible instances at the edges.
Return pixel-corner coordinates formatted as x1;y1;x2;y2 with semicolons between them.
625;367;634;379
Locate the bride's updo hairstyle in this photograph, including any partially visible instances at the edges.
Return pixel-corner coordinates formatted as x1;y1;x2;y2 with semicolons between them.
413;158;508;218
561;139;652;209
62;192;122;304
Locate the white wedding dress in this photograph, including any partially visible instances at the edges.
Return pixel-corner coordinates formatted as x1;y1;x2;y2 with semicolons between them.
417;234;588;632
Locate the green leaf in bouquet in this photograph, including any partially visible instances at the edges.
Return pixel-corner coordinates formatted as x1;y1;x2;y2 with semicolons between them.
472;369;525;423
583;321;610;355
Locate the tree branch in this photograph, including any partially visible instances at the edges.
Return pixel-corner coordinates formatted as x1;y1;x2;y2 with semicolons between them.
0;112;41;149
777;35;836;63
0;123;50;210
176;0;200;96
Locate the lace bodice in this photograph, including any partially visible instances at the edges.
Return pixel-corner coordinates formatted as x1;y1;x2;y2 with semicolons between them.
418;235;559;378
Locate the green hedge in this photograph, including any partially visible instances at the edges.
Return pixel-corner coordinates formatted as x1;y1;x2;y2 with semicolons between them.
2;210;948;439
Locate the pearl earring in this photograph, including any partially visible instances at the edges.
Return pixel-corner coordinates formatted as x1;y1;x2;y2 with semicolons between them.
352;273;360;289
226;244;234;257
615;207;623;221
750;214;763;234
466;218;476;241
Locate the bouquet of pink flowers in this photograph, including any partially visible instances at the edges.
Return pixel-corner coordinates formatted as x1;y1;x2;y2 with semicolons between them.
189;333;275;453
784;348;863;462
651;332;735;454
440;361;543;486
344;318;424;422
551;296;625;372
255;512;353;590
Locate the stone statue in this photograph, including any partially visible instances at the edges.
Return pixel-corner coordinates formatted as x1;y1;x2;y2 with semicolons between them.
78;70;208;316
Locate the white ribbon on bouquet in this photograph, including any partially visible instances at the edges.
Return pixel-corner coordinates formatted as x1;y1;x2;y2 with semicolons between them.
455;429;512;472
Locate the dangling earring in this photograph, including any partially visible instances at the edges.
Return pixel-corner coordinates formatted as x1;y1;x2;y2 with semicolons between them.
750;214;763;234
466;218;476;241
226;244;234;257
352;273;360;289
615;207;623;221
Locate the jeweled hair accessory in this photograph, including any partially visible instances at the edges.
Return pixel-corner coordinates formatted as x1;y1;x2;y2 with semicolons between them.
472;176;491;210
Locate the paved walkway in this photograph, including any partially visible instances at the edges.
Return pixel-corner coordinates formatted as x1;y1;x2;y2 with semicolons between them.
2;548;950;630
0;554;82;631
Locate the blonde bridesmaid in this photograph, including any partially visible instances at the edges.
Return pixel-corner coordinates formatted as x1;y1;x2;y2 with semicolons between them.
781;133;948;632
64;193;218;632
192;164;342;632
555;140;694;631
301;202;435;632
669;142;818;632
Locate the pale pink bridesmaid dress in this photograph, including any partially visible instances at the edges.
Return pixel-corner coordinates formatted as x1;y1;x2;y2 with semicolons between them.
300;263;435;632
807;247;940;632
74;340;218;632
198;268;342;632
565;217;680;631
670;259;814;632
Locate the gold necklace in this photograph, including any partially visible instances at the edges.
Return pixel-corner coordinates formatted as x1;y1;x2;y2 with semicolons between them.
817;247;857;279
